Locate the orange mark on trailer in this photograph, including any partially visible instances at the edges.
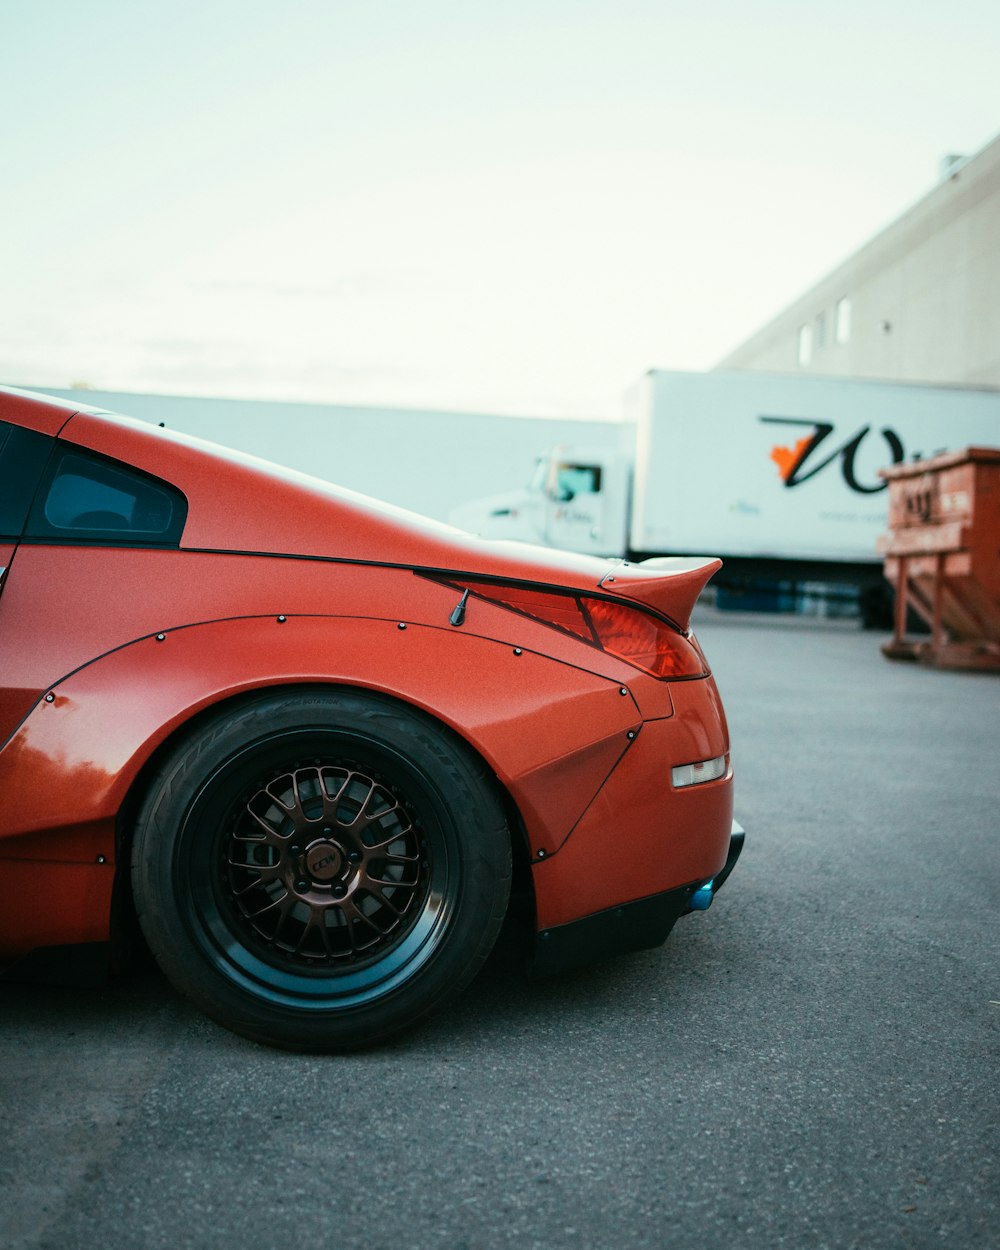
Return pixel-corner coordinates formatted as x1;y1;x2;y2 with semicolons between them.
770;436;813;482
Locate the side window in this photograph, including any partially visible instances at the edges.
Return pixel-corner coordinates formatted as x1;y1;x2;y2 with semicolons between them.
554;462;602;500
0;421;54;539
25;447;187;546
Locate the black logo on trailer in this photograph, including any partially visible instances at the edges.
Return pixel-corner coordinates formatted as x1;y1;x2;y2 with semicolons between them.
761;417;905;494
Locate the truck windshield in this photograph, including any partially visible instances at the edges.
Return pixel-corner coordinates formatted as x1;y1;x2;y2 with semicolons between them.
529;458;548;491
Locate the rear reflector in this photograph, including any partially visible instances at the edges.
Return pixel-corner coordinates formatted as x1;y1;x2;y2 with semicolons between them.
671;755;727;787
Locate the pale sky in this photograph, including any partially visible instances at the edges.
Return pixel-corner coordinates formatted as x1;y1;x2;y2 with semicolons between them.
2;0;998;418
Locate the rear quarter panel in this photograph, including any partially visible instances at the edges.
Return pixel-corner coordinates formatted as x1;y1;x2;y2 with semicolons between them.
0;609;646;958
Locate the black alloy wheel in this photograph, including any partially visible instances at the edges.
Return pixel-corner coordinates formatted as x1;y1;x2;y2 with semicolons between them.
131;690;511;1051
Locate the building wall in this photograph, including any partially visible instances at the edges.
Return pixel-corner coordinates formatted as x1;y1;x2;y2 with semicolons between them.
717;132;1000;388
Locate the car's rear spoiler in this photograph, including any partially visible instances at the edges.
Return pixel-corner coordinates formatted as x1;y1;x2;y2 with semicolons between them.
597;557;722;632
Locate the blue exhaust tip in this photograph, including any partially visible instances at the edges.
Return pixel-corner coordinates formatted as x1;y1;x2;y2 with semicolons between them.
689;883;714;911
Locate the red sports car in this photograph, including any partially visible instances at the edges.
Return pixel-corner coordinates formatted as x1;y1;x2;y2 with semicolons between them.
0;387;742;1051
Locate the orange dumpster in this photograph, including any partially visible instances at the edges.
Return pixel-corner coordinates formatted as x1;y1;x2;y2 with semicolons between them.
877;446;1000;671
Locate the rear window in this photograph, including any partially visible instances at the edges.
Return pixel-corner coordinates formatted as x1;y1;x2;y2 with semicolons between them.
25;447;187;545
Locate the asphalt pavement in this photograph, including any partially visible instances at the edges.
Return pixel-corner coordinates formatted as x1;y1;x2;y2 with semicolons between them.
2;610;998;1250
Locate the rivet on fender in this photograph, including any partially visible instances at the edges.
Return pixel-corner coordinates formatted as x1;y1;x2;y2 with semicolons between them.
627;730;636;740
397;622;407;630
277;615;287;623
513;647;523;656
96;855;107;865
620;687;628;696
156;633;166;642
44;693;55;703
537;848;547;858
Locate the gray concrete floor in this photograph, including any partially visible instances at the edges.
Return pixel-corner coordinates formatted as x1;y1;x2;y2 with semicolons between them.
1;612;997;1250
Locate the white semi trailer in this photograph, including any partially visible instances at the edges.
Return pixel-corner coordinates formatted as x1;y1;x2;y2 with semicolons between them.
450;369;1000;618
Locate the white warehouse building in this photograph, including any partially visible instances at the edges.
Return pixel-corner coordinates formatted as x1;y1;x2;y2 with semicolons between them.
717;131;1000;389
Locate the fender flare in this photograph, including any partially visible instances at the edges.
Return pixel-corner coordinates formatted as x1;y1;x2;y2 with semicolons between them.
0;613;642;863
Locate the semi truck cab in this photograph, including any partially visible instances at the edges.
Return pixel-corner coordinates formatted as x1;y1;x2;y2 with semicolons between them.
449;447;630;557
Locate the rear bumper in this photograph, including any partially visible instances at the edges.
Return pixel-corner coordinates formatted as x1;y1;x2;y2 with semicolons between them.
529;819;745;978
714;819;745;891
684;819;745;912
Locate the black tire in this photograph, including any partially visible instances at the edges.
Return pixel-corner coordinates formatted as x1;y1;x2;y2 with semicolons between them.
131;689;511;1051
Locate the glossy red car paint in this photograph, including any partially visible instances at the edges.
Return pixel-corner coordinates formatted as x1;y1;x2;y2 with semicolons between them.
0;387;739;1050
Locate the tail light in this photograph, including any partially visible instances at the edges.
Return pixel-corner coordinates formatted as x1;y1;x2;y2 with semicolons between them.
444;580;707;679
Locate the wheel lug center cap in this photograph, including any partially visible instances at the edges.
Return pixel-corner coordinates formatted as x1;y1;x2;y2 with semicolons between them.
305;841;343;882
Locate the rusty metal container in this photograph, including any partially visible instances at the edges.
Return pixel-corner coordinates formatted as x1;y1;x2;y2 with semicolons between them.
877;446;1000;670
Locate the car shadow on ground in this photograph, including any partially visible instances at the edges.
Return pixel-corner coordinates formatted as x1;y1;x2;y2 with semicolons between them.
0;948;649;1054
0;905;748;1058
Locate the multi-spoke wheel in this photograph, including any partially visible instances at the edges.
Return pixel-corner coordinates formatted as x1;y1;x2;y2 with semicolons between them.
131;690;511;1051
227;764;430;965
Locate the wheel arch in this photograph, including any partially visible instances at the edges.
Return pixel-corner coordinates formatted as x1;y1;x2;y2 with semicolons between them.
112;677;536;949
